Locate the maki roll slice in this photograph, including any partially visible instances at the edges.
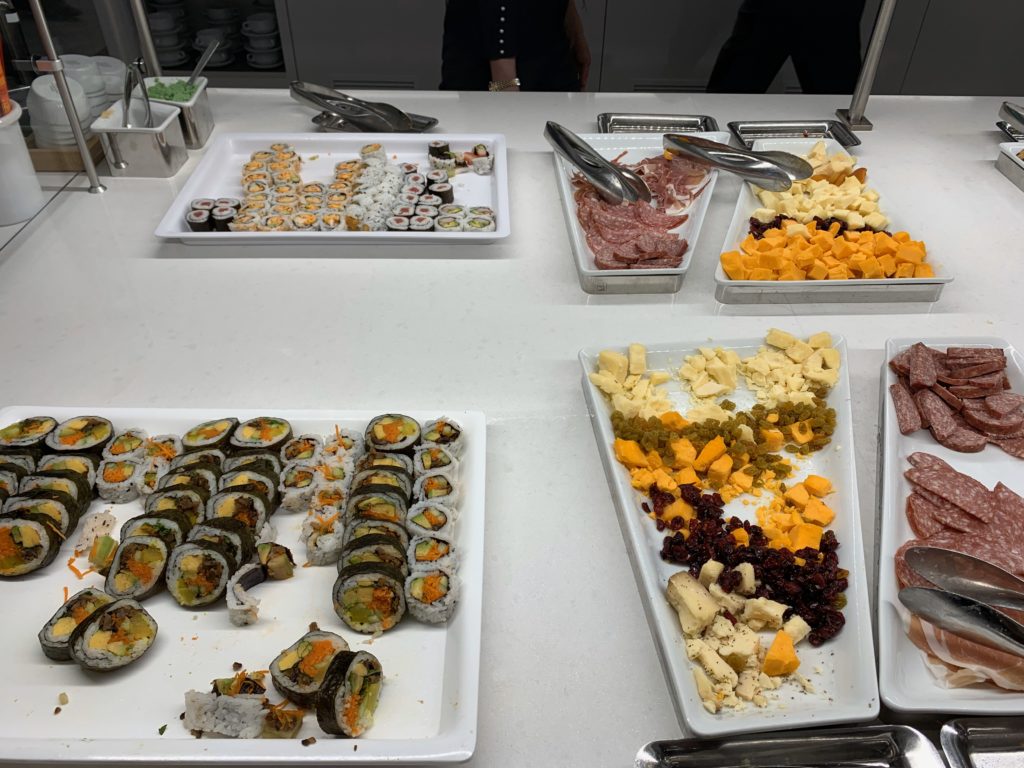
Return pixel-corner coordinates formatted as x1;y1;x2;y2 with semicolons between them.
38;454;98;490
182;418;238;454
427;140;450;159
145;488;205;527
38;587;113;660
68;598;158;671
332;563;406;633
189;517;256;566
166;541;236;607
170;449;224;473
413;445;459;476
421;417;465;456
1;455;34;473
225;562;267;626
406;501;455;538
45;416;114;455
96;459;143;503
340;534;408;577
405;567;458;623
4;490;79;536
229;417;293;455
356;452;413;479
407;534;456;572
158;468;218;501
0;513;63;577
142;434;183;465
315;651;383;737
352;468;412;502
280;435;322;465
347;491;407;527
270;629;350;707
205;490;269;534
20;473;89;517
105;535;169;600
258;542;295;580
302;509;346;566
223;452;282;476
121;510;192;548
364;414;421;455
324;426;364;460
413;470;458;506
464;216;496;233
343;518;409;550
0;416;56;455
219;470;278;507
103;429;147;461
279;463;318;512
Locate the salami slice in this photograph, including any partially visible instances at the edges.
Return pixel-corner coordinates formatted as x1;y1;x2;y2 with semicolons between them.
909;343;938;391
889;348;912;376
991;483;1024;541
931;385;964;412
948;360;1007;378
992;437;1024;459
986;393;1024;417
907;452;954;472
906;494;948;538
912;486;985;530
915;389;957;440
904;467;995;522
936;424;989;453
949;384;1004;399
962;405;1024;436
946;347;1005;359
895;534;1024;591
890;381;923;435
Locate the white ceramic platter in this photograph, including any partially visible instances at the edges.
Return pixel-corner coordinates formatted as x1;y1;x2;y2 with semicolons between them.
155;132;510;245
580;337;878;737
0;406;485;764
877;336;1024;714
714;138;952;304
551;131;730;294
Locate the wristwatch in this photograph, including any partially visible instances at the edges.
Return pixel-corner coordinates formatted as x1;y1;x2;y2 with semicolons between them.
488;77;521;92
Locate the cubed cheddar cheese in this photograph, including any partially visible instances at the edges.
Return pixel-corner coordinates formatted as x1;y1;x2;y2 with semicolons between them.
614;439;648;468
729;468;753;491
693;436;727;472
663;500;694;524
803;475;832;497
762;630;800;676
660;411;689;431
802;497;835;526
783;483;810;509
707;454;734;488
674;467;699;486
652;468;678;493
671;438;697;469
790;523;823;551
760;428;784;452
647;450;663;470
731;528;750;546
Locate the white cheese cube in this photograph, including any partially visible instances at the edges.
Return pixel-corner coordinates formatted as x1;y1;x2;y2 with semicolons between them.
650;371;670;386
765;329;797;349
698;560;725;588
627;344;647;375
597;350;629;383
692;641;738;687
708;582;747;615
667;572;719;636
782;615;812;645
719;624;761;671
864;211;888;230
733;563;757;596
742;597;788;629
820;348;840;369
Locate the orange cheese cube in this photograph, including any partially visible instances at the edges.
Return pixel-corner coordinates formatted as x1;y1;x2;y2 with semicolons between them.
827;265;849;280
893;231;911;243
803;497;836;526
803;475;832;497
790;523;823;551
878;253;897;276
721;251;746;280
630;468;657;490
748;267;775;281
670;438;697;468
895;243;925;264
914;263;935;278
674;466;699;486
707;454;734;488
652;468;678;493
806;262;828;280
895;262;916;278
732;527;750;546
740;235;759;255
730;468;754;491
647;450;663;470
614;439;648;468
662;499;694;524
763;630;800;676
693;436;727;472
660;411;689;431
784;483;810;509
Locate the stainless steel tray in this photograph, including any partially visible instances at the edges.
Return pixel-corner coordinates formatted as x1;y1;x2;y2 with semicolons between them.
728;119;861;148
941;717;1024;768
997;144;1024;194
637;725;945;768
997;121;1024;142
597;113;719;134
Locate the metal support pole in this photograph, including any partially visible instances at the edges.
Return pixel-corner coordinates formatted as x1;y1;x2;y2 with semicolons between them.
837;0;899;131
127;0;161;77
24;0;106;193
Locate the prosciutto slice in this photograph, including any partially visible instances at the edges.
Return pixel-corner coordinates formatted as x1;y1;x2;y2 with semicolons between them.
909;616;1024;691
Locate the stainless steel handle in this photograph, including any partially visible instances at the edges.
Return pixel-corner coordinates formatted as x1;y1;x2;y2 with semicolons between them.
899;587;1024;658
188;39;219;86
544;120;649;204
1000;102;1024;134
289;81;404;132
663;133;797;192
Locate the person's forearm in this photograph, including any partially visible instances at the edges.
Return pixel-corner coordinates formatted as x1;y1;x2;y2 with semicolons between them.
489;58;520;90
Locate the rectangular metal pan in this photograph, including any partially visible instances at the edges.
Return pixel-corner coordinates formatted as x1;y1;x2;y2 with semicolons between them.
941;717;1024;768
996;143;1024;194
597;113;720;134
728;120;861;149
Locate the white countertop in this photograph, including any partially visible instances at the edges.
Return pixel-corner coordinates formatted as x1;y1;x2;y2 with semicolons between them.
1;89;1023;766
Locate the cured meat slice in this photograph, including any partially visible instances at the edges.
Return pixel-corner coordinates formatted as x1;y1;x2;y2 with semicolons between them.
909;343;938;390
889;381;922;435
908;617;1024;691
937;373;971;387
894;534;965;589
905;494;947;538
992;437;1024;459
986;393;1024;417
914;389;957;439
635;203;687;229
965;371;1006;388
904;467;995;522
949;384;1004;399
946;347;1005;359
912;487;985;531
962;405;1024;436
948;360;1007;378
931;385;963;412
991;483;1024;541
889;348;912;376
937;426;988;453
907;452;954;472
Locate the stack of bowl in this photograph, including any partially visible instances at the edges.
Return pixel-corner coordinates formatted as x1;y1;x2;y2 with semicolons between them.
60;55;108;122
242;12;282;69
92;56;127;103
27;74;92;148
148;8;189;70
196;6;242;68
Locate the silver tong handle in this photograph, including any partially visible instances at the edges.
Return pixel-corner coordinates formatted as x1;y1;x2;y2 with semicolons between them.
663;133;796;191
289;81;396;132
1000;102;1024;134
544;120;644;204
122;58;152;128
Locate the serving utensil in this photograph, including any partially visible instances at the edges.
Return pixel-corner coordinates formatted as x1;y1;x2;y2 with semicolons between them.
906;546;1024;612
289;81;438;133
899;586;1024;658
662;133;811;192
121;58;152;129
999;101;1024;134
544;120;651;205
187;39;219;86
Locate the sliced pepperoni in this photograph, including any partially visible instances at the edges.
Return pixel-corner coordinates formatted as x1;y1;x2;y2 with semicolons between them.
908;452;955;472
890;381;923;435
948;360;1007;378
906;494;947;538
986;393;1024;417
909;343;938;390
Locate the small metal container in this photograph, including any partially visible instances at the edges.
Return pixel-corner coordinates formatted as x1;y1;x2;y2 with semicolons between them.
997;142;1024;194
143;76;214;149
942;717;1024;768
728;119;861;148
90;100;187;178
597;113;719;133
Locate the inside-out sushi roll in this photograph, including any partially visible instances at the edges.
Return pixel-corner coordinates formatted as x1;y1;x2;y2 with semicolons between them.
121;510;192;548
343;518;409;550
68;598;158;671
183;691;266;738
333;563;406;633
408;534;456;572
45;416;114;455
413;445;459;476
421;417;465;455
225;562;267;626
359;143;386;163
219;470;278;507
37;454;98;489
323;426;364;461
270;629;350;707
142;434;183;465
105;535;169;601
206;489;270;534
166;542;236;607
138;464;167;496
281;435;322;465
189;517;256;566
230;417;293;455
97;459;143;503
309;482;347;516
340;534;409;576
315;651;383;738
4;490;79;535
302;509;346;566
145;488;205;527
464;216;496;232
38;587;113;660
279;463;318;512
413;471;458;505
405;567;458;623
364;414;421;455
406;501;455;538
434;215;463;232
0;512;63;577
182;418;238;453
0;416;57;454
438;204;466;219
347;491;407;527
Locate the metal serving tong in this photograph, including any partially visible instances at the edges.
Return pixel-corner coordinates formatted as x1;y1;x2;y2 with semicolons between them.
121;58;152;129
544;120;651;204
900;546;1024;657
289;81;438;133
663;133;812;192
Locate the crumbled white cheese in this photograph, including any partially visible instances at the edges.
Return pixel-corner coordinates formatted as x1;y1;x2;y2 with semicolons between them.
590;344;674;419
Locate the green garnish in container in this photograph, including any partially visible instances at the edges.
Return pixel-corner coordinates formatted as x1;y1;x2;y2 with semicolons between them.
146;78;199;102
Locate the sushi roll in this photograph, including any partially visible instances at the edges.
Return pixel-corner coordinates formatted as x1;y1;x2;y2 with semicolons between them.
413;445;459;476
103;429;148;462
427;140;450;159
37;454;97;489
397;192;419;206
0;472;17;503
340;534;409;576
105;535;169;600
391;204;415;218
166;541;236;607
170;448;224;472
324;427;364;460
219;470;278;507
143;434;182;465
352;468;412;501
186;210;212;232
316;455;352;489
386;216;410;232
211;206;236;231
299;182;326;195
135;462;168;496
216;197;241;211
258;541;295;580
120;511;191;548
468;206;495;219
356;452;413;479
280;435;322;465
365;414;421;455
301;509;346;566
347;491;407;526
298;201;322;215
45;416;114;455
206;489;270;534
223;452;282;476
402;184;426;197
428;183;454;204
158;467;218;501
332;563;406;633
183;691;265;738
320;212;344;231
230;417;293;455
270;629;350;707
405;567;458;623
37;587;113;660
242;172;270;185
315;651;383;738
290;212;319;231
429;153;457;172
405;501;456;538
279;462;318;512
422;417;465;456
1;454;34;472
270;203;297;217
0;512;63;577
67;598;157;671
242;161;266;175
229;213;262;232
413;470;458;506
239;199;268;214
438;204;466;219
434;215;463;232
189;517;256;566
407;534;456;571
244;180;269;195
4;490;79;535
400;163;419;176
310;482;347;516
419;193;443;209
415;205;439;219
225;562;266;626
360;143;386;163
19;473;89;516
96;459;142;503
409;215;433;231
260;214;291;232
182;418;238;454
464;216;496;232
406;174;428;188
145;488;206;527
250;150;274;162
425;169;448;184
190;198;216;212
343;518;409;550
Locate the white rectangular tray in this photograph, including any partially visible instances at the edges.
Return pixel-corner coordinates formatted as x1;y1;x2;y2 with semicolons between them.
580;337;878;737
154;132;510;245
877;337;1024;714
714;138;953;305
552;131;730;294
0;406;485;764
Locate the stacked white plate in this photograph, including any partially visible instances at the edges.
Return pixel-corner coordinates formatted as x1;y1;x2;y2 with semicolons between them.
27;75;92;148
242;12;281;69
148;8;190;69
60;55;108;122
92;55;127;101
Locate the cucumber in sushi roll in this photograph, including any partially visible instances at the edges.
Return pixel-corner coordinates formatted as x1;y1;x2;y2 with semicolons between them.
412;445;459;476
189;517;256;566
44;416;113;455
38;587;113;660
405;501;456;539
413;470;459;506
229;416;293;455
315;651;383;737
166;541;236;607
121;510;192;549
421;417;465;456
340;534;409;577
347;491;407;527
279;462;318;512
280;435;323;465
205;489;270;534
0;416;56;454
142;434;182;465
68;598;158;671
0;513;63;577
405;566;458;624
182;418;238;454
364;414;421;455
145;488;205;527
103;428;148;462
464;216;496;233
97;459;143;503
302;509;346;566
105;535;169;600
351;468;412;502
333;563;406;633
4;490;79;535
407;534;456;572
270;629;350;707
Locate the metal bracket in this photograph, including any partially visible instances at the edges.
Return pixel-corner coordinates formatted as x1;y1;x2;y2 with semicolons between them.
835;109;874;132
32;56;63;73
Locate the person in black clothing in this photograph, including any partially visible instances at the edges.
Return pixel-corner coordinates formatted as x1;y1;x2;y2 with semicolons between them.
707;0;866;94
440;0;590;92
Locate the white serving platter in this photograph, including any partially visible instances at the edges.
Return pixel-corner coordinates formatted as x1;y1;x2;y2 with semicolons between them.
579;337;878;737
154;132;510;245
877;336;1024;714
0;406;485;764
551;131;730;294
714;138;953;304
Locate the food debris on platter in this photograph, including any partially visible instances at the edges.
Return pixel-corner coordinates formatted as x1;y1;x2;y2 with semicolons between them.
589;330;851;714
572;151;711;270
185;141;496;234
720;141;936;282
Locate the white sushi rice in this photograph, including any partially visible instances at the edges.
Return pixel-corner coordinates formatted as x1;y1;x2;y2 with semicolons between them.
226;563;263;626
74;510;116;553
183;691;264;738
